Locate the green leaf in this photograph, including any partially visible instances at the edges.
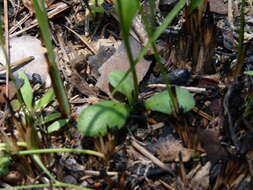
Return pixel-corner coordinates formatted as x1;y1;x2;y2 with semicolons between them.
10;99;21;112
187;0;204;13
18;72;33;110
90;5;105;14
244;71;253;75
109;70;134;103
0;151;11;175
77;101;130;136
116;0;139;34
35;88;55;111
47;119;69;133
35;112;62;126
144;88;195;114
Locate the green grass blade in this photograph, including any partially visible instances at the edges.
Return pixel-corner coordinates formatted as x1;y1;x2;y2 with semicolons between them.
112;0;186;96
116;0;140;102
32;0;70;117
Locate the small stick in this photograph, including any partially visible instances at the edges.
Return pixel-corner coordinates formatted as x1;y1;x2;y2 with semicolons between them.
192;107;214;121
147;84;206;93
80;170;118;177
10;2;69;38
64;26;96;55
4;0;9;97
131;140;172;172
0;56;34;75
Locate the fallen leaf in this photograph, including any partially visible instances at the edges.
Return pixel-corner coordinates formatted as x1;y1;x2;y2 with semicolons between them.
198;129;228;162
0;36;51;87
152;136;195;162
209;0;228;15
0;82;17;104
96;37;151;94
189;162;211;190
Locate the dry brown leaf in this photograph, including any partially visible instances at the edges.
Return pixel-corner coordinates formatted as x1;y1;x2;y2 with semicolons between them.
209;0;228;14
96;37;151;94
153;136;195;162
0;82;17;104
189;162;211;190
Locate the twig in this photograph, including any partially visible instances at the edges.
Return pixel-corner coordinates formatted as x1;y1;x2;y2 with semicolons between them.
147;84;206;93
4;0;9;96
131;139;172;172
64;26;96;54
10;2;70;38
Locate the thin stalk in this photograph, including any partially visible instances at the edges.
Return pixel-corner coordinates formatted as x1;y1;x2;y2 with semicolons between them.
139;0;179;115
0;182;92;190
32;0;70;117
234;0;246;76
112;0;186;95
116;0;139;102
17;148;104;158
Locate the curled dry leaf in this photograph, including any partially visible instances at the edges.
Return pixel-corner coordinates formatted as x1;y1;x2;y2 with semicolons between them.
96;37;151;95
0;36;51;87
151;136;195;162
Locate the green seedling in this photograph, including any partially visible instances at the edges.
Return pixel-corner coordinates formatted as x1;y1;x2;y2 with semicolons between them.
78;101;130;136
15;72;68;133
109;70;135;103
77;0;197;138
77;70;195;137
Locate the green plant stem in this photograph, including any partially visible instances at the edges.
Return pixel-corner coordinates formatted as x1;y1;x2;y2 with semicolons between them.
0;181;92;190
17;148;104;158
234;0;246;76
0;142;27;151
139;1;179;115
112;0;186;95
116;0;139;102
32;0;70;117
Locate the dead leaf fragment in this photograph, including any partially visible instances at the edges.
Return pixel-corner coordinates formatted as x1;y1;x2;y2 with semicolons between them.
189;162;211;190
209;0;228;15
0;36;51;87
96;37;151;94
153;136;195;162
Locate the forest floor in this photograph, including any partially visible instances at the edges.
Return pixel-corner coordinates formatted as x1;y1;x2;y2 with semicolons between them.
1;0;253;189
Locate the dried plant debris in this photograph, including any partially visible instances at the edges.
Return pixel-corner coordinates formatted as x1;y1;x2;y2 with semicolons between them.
148;136;195;162
96;37;152;94
0;36;51;86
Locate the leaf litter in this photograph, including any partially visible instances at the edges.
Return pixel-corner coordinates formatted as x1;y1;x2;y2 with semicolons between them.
1;0;253;189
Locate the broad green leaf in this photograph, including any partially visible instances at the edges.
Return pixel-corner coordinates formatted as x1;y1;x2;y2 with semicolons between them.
47;119;69;133
244;71;253;75
109;70;134;103
77;101;130;136
144;88;195;114
116;0;139;34
187;0;204;13
18;72;33;110
35;88;55;111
